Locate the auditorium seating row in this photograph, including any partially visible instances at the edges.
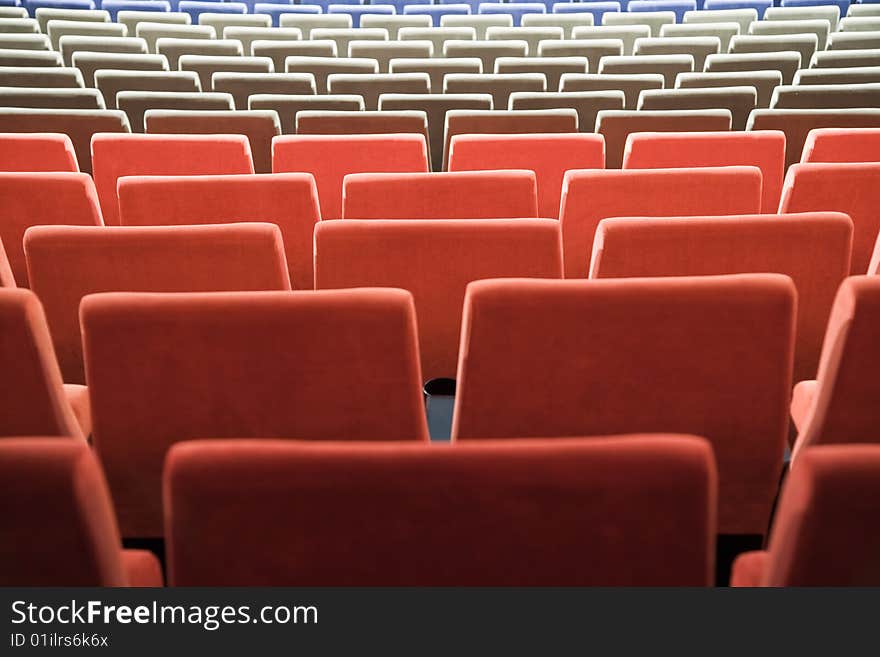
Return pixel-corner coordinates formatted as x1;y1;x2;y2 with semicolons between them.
3;269;880;584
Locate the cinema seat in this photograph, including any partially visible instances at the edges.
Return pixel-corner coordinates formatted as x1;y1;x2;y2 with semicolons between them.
812;49;880;70
494;56;587;93
598;54;694;88
213;72;315;110
25;223;291;384
522;12;595;39
684;8;758;33
0;132;78;171
328;72;431;109
379;93;492;172
95;70;201;110
82;288;428;537
705;52;801;86
732;445;880;586
0;48;62;67
117;173;318;289
661;23;740;54
638;87;757;131
310;28;387;58
46;18;125;51
284;56;378;93
166;435;715;586
117;90;234;133
442;14;513;40
342;170;538;219
779;163;880;274
295;112;427;144
801;128;880;163
676;71;782;110
537;37;624;63
633;36;720;71
60;36;149;68
452;274;795;537
750;18;829;50
794;67;880;87
443;39;529;73
224;27;304;57
571;25;652;56
560;72;663;110
622;131;786;212
747;109;880;170
91;133;254;226
389;56;482;94
178;54;273;93
0;86;104;109
597;109;733;169
788;277;880;460
72;52;169;87
279;13;352;38
508;90;622;134
591;213;852;385
272;133;428;220
0;172;102;286
139;24;214;54
0;239;13;287
0;65;83;88
0;439;163;586
730;34;817;71
157;37;242;70
443;108;577;169
348;41;434;74
199;12;270;36
249;93;363;134
0;289;85;439
399;27;477;58
361;15;433;39
560;166;762;277
444;72;546;108
118;12;189;40
449;133;604;218
145;109;280;174
771;83;880;111
253;40;336;70
315;219;561;380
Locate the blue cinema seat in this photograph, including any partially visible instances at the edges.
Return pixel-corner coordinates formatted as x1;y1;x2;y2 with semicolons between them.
403;3;471;26
327;3;395;27
628;0;696;21
478;2;546;26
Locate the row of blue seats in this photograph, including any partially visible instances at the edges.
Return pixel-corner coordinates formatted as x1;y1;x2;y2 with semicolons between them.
9;0;879;24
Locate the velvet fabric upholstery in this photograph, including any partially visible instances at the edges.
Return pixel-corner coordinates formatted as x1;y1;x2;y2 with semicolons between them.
0;132;78;171
347;42;434;74
790;277;880;460
294;110;431;162
0;86;105;109
591;213;853;384
637;87;757;131
116;90;234;133
378;93;493;172
597;109;733;169
249;94;363;134
789;379;816;433
144;109;281;174
442;40;529;73
60;36;150;69
632;36;720;72
177;54;272;93
90;133;255;226
284;56;379;93
598;54;695;88
315;219;562;380
0;438;163;586
342;170;538;220
779;162;880;274
156;38;242;71
442;108;578;169
25;223;291;385
732;445;880;586
622;131;786;212
0;108;130;174
560;73;664;110
560;166;763;278
801;127;880;163
0;289;85;440
452;274;796;535
327;73;431;110
0;171;102;286
272;133;428;220
117;173;318;288
212;72;316;110
0;238;14;288
72;52;169;88
771;83;880;110
676;70;782;109
81;289;428;537
705;52;801;86
443;72;547;109
387;57;484;101
494;56;589;93
94;70;201;112
746;108;880;169
448;133;605;218
509;91;626;134
254;41;338;70
165;435;716;586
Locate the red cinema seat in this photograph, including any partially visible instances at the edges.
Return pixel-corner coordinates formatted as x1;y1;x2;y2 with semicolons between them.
447;133;605;219
622;131;786;213
0;439;162;586
315;219;562;381
0;172;102;287
591;213;852;386
801;127;880;163
272;133;429;220
81;289;429;538
90;134;255;226
116;173;320;289
732;445;880;587
0;238;15;288
790;277;880;461
25;224;292;386
452;274;796;537
0;288;87;441
342;170;538;219
779;162;880;274
0;133;79;172
165;435;716;586
560;166;763;278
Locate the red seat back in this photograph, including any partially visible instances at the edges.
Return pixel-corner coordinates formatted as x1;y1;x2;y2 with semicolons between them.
801;127;880;164
0;132;79;172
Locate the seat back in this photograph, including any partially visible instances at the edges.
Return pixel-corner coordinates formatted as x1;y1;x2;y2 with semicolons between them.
0;132;78;171
780;162;880;274
72;52;168;87
449;133;604;217
793;277;880;458
638;86;757;131
0;439;129;585
560;166;763;278
165;435;716;585
82;288;429;537
90;133;254;226
327;72;431;110
676;70;782;109
801;127;880;163
95;70;201;110
452;274;796;535
0;289;82;439
272;133;428;220
315;219;562;380
116;89;234;133
623;131;785;212
591;213;852;384
342;170;538;219
560;72;663;110
25;223;291;385
212;71;315;110
249;94;363;134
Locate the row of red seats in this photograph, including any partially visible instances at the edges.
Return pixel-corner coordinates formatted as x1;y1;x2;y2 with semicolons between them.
3;272;879;542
